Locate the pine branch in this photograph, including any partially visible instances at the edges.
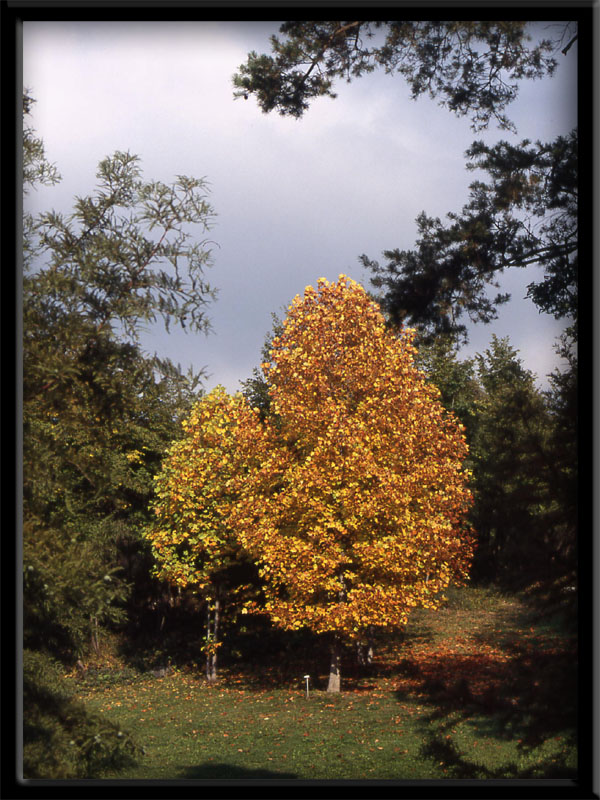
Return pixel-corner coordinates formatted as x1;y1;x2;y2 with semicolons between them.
295;22;363;92
561;35;578;56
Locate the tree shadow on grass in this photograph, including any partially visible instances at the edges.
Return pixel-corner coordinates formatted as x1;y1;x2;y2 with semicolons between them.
419;732;577;779
178;762;298;779
391;636;577;779
394;637;576;740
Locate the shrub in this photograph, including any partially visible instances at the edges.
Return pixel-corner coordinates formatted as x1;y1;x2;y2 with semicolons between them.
23;650;139;779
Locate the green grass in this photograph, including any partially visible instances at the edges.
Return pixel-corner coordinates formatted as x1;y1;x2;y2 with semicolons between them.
72;586;577;780
80;681;435;779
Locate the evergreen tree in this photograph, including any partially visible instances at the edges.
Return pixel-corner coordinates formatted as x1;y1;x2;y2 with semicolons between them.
414;334;482;447
364;131;577;345
233;21;570;131
240;312;284;418
22;94;216;777
415;332;576;618
22;650;138;779
468;337;557;588
532;334;577;621
233;20;579;347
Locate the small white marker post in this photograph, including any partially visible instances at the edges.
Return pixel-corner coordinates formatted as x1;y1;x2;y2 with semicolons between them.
304;674;310;699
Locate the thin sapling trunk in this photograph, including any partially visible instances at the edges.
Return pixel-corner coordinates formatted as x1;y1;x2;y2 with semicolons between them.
327;635;342;693
205;593;220;684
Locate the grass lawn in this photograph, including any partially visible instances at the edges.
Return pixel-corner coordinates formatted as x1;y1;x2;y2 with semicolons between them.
73;586;577;780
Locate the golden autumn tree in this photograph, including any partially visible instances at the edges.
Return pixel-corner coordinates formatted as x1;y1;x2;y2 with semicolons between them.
232;275;475;692
145;386;267;682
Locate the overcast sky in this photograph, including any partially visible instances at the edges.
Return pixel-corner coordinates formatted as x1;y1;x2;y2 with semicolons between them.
23;20;577;393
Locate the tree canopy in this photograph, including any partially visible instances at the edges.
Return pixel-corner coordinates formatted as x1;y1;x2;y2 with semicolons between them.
232;276;475;690
414;333;577;616
363;131;577;344
23;96;216;663
145;387;266;681
232;19;580;624
233;21;578;347
149;276;474;692
22;94;217;776
233;21;571;131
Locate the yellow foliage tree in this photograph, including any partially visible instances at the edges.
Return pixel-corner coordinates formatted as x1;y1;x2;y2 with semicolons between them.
231;275;474;691
145;386;268;682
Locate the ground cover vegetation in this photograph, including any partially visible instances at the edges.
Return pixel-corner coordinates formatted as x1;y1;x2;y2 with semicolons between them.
72;586;576;780
21;16;582;782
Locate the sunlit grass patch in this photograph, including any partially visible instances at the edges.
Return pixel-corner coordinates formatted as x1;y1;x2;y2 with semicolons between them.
74;585;577;780
82;681;438;779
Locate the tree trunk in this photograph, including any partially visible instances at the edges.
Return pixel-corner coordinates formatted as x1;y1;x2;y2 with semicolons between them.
327;636;342;693
206;601;215;683
357;626;375;667
90;615;100;655
213;594;220;679
357;641;374;667
205;593;220;684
